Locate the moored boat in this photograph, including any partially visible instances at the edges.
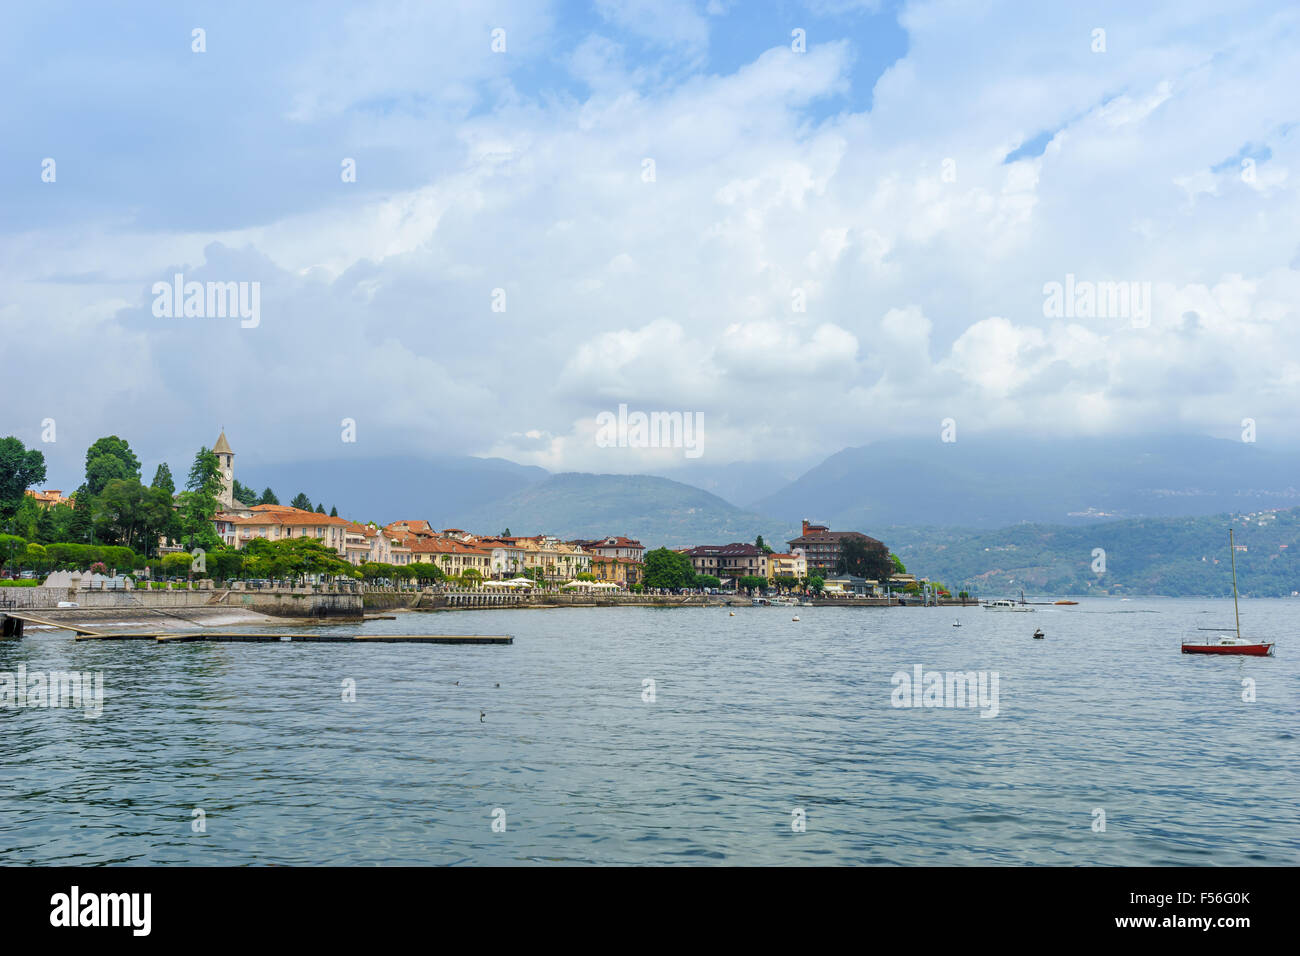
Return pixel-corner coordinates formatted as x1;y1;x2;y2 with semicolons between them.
1181;637;1273;656
982;599;1033;612
1181;529;1275;657
982;589;1034;611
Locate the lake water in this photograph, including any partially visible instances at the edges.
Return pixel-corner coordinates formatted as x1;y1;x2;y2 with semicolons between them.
2;599;1296;865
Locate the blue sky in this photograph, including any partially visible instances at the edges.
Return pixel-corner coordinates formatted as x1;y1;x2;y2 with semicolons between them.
2;0;1299;488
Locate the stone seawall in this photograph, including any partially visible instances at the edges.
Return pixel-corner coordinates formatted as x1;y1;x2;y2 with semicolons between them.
219;591;363;619
1;586;362;620
0;587;214;610
361;591;422;611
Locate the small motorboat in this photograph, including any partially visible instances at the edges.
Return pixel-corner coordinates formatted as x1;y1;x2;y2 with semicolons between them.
1053;600;1078;605
1032;628;1044;640
952;620;961;627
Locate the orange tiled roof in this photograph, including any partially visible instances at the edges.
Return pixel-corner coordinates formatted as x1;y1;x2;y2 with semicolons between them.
234;509;351;528
408;538;491;556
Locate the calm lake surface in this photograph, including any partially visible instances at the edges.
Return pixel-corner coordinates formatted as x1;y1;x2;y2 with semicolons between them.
2;598;1297;865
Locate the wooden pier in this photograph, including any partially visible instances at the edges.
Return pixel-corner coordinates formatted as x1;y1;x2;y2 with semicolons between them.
75;631;173;641
155;632;513;645
2;614;512;645
353;634;513;644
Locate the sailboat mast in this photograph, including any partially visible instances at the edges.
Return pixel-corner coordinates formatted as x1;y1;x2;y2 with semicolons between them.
1229;528;1241;639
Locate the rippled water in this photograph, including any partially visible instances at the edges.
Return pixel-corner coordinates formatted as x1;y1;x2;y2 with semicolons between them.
2;599;1296;865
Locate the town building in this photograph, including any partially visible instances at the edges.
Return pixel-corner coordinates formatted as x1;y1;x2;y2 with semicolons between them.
406;537;494;578
822;573;869;595
512;535;592;581
225;504;353;551
683;543;769;583
24;489;70;508
767;548;807;581
569;536;644;586
787;519;887;574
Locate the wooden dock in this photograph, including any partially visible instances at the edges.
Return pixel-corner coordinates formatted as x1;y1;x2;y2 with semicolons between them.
3;613;511;645
353;634;512;644
75;631;173;641
155;632;512;644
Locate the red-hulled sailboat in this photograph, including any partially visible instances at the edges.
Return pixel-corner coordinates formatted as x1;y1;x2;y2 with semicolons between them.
1181;529;1275;657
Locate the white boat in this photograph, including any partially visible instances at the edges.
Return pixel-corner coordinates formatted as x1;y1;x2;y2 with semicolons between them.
982;599;1034;612
982;589;1034;612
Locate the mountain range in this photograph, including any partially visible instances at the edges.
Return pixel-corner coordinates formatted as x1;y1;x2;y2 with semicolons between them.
886;507;1300;598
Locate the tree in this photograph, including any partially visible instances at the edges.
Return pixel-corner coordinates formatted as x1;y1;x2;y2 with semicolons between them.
177;447;223;550
35;504;59;543
755;535;773;554
0;534;27;572
315;503;326;514
695;573;721;589
151;463;176;495
809;575;825;594
0;436;47;526
10;493;42;540
359;561;399;584
290;492;313;512
84;436;141;498
207;547;245;580
22;543;48;575
93;479;174;556
259;488;280;506
738;575;766;592
232;479;257;505
161;552;193;578
837;536;893;582
643;548;695;589
242;537;354;583
409;561;444;583
67;495;94;543
329;506;338;517
891;553;906;574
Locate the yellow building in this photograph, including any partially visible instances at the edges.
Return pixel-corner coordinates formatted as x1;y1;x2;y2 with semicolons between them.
767;548;807;581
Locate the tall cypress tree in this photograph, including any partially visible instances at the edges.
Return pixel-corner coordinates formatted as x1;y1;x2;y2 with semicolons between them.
151;462;175;494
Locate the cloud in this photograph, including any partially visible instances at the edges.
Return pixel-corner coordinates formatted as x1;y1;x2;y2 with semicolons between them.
4;0;1300;488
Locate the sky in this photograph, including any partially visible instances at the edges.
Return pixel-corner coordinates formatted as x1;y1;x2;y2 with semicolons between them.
2;0;1298;490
